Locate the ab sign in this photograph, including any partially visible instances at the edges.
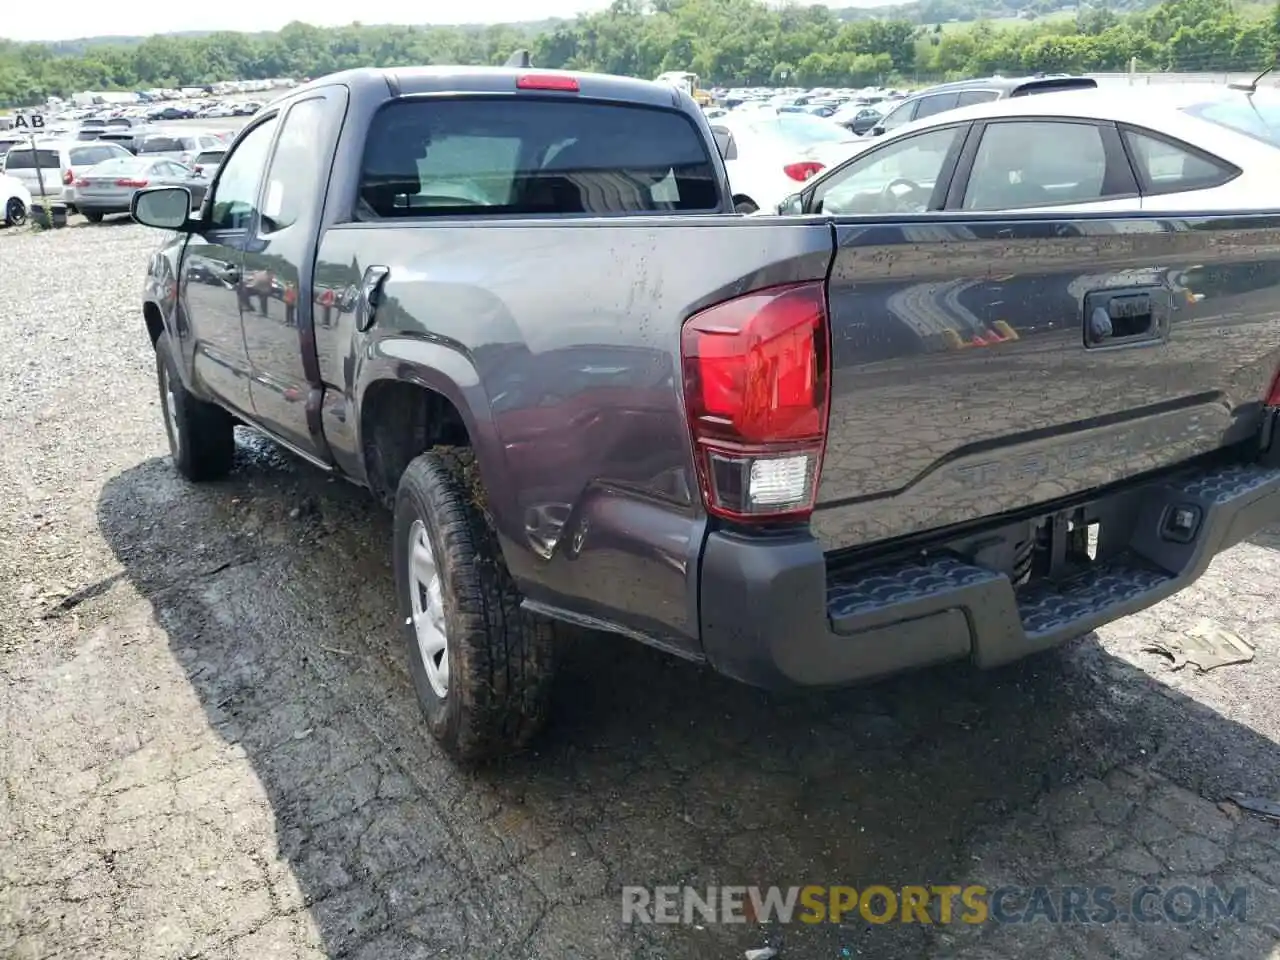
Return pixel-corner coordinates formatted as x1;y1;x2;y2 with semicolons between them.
11;114;45;131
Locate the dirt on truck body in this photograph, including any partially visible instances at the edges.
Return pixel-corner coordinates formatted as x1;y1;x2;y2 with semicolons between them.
131;63;1280;761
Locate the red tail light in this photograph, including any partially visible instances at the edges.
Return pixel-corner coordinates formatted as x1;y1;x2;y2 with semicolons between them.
784;161;825;182
1266;367;1280;406
516;74;579;92
193;165;203;176
74;178;89;188
681;282;830;520
62;168;74;185
116;178;149;188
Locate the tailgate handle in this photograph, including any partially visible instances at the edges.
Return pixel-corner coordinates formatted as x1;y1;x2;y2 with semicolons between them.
1082;287;1170;348
354;265;390;333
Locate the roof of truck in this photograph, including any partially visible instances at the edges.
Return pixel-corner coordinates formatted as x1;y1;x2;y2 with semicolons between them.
276;66;691;111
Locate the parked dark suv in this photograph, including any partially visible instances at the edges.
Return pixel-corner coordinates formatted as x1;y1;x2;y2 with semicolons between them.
870;74;1098;136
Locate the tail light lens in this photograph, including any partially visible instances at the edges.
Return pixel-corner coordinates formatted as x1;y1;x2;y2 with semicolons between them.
74;178;89;188
1265;367;1280;406
116;178;149;188
784;161;825;182
681;282;830;520
62;168;74;185
193;165;203;176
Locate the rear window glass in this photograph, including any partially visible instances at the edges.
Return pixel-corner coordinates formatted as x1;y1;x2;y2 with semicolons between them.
1182;98;1280;146
358;98;719;218
194;151;225;165
4;149;60;169
88;157;149;176
70;145;123;165
138;136;186;153
746;114;853;148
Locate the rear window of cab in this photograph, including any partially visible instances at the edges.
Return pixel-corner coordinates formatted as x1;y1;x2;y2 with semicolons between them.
357;98;721;218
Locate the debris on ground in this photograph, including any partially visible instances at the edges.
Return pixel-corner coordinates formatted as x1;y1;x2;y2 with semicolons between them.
745;948;779;960
1228;795;1280;820
1143;618;1254;672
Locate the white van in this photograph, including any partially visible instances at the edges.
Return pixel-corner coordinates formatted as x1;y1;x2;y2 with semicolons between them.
1;140;132;204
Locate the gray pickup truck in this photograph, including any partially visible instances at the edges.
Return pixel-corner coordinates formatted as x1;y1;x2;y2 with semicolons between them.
132;65;1280;762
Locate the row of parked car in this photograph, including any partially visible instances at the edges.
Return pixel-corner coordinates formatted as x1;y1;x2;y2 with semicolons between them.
0;124;230;226
708;73;1274;216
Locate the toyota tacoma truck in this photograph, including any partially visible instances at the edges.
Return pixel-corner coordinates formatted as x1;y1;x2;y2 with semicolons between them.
132;65;1280;762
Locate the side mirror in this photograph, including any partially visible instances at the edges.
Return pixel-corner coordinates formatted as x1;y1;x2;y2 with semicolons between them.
132;186;196;231
711;126;739;161
871;125;886;137
778;193;805;215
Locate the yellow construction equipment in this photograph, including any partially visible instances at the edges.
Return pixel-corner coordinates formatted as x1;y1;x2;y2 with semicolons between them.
655;71;714;107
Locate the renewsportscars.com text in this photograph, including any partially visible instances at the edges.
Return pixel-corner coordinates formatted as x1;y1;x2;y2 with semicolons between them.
622;884;1248;926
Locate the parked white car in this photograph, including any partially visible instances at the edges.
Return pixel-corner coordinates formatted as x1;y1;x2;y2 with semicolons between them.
0;171;32;226
776;83;1280;216
1;140;133;206
710;112;862;213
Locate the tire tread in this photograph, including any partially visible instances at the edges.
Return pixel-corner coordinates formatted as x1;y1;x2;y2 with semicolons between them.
398;447;556;762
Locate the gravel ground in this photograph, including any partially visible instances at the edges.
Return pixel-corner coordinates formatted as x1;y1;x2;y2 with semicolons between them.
1;218;1279;960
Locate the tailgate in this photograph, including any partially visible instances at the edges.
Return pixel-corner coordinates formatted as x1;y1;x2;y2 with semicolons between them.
814;214;1280;553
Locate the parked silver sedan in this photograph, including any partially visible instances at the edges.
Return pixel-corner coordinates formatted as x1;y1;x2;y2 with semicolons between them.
71;156;208;222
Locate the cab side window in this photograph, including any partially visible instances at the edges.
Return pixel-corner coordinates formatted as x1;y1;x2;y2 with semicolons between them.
208;117;278;231
259;99;328;234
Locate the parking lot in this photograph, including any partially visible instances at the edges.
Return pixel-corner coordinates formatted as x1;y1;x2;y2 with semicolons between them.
1;219;1279;959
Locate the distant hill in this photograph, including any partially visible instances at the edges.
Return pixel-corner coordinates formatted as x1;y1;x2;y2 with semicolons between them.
37;19;567;54
831;0;1146;24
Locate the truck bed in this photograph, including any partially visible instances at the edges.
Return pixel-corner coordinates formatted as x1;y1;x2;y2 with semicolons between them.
312;210;1280;662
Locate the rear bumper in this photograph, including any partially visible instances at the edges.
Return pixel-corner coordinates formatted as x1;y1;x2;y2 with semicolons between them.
699;461;1280;688
73;200;131;213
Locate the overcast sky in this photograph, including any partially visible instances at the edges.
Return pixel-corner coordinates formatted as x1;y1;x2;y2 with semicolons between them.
8;0;887;43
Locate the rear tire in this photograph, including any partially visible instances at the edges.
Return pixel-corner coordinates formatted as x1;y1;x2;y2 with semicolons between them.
155;334;235;481
394;448;557;763
83;210;104;223
3;197;26;227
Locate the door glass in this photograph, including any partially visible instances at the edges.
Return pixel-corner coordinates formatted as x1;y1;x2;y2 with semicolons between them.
879;100;917;132
913;93;961;120
816;126;962;215
260;99;327;233
208;117;278;230
956;90;1000;107
963;121;1108;210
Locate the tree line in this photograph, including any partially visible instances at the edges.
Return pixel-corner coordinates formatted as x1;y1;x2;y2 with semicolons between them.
1;0;1276;106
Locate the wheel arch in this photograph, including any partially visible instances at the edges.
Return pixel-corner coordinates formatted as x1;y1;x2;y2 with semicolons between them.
354;347;518;556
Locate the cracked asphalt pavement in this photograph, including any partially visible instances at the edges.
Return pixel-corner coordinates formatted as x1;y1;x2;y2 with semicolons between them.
1;220;1279;960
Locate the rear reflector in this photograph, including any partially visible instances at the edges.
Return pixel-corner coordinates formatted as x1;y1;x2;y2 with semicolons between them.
784;161;825;182
681;282;830;520
516;74;580;92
